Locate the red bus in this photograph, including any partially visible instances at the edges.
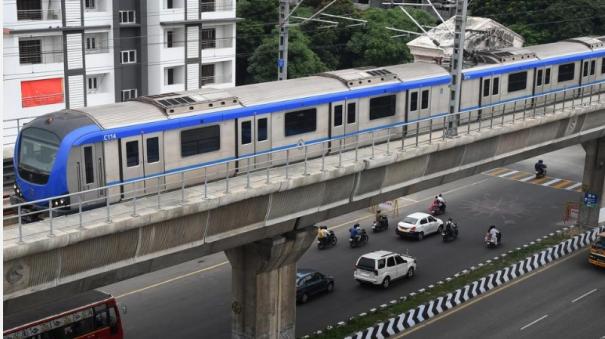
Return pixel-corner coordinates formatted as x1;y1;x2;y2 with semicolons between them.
3;290;124;339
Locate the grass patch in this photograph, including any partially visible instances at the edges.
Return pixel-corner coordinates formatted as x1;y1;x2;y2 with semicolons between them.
308;230;574;339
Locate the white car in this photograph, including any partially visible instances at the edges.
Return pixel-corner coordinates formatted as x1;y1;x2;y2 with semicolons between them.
353;250;416;288
396;212;443;240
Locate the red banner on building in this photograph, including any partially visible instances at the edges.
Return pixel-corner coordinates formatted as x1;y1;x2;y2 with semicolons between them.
21;78;64;108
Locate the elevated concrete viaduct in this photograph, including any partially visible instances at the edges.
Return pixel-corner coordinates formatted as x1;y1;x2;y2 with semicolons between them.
4;103;605;338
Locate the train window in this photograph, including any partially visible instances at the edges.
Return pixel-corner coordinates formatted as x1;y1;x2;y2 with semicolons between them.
409;92;418;112
483;79;490;97
241;121;252;145
180;125;221;157
493;78;499;95
126;141;139;167
590;60;596;75
507;71;527;93
84;146;94;184
558;63;575;82
146;137;159;163
347;103;356;124
285;108;316;136
545;69;551;85
258;118;268;141
334;105;343;127
602;58;605;74
583;61;589;77
370;95;396;120
421;90;429;109
536;70;543;86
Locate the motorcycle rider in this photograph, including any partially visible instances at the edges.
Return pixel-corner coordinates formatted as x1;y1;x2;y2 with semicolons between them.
534;160;547;176
318;226;330;241
436;194;446;212
375;209;387;227
350;223;361;242
445;218;456;234
487;225;500;245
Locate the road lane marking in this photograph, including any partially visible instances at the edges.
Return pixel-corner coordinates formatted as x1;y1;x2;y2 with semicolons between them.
394;250;583;338
510;172;531;180
566;182;582;191
528;177;551;185
571;288;598;303
519;175;536;182
552;180;573;189
542;178;562;186
114;261;229;299
499;170;519;178
520;314;548;331
486;168;510;176
113;177;492;299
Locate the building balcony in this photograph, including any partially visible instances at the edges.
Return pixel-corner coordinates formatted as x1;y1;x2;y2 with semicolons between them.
17;8;61;21
201;0;235;20
201;74;232;87
160;8;185;23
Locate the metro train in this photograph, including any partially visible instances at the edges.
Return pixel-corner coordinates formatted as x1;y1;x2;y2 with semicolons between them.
11;36;605;211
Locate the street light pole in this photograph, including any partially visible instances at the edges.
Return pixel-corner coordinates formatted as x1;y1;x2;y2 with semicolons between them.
446;0;468;137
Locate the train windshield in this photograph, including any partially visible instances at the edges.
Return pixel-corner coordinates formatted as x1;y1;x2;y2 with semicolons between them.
18;128;60;184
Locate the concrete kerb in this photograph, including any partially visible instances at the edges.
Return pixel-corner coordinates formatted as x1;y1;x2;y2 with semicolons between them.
305;225;602;338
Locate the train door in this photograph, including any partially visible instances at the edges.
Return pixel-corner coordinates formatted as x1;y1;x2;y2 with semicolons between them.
119;136;144;199
480;76;502;117
534;67;552;106
142;133;164;194
255;114;271;168
237;117;255;171
581;58;597;97
408;90;420;135
78;144;104;204
345;100;359;149
417;88;431;133
329;101;345;152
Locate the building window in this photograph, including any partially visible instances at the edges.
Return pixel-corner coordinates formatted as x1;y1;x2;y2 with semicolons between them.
146;137;160;163
85;0;96;9
369;95;396;120
285;109;316;136
17;0;42;20
87;76;99;93
126;141;139;167
201;0;215;12
166;68;175;85
241;121;252;145
121;50;136;64
121;89;137;101
201;28;216;49
558;63;575;82
119;10;136;23
86;37;96;51
166;0;174;9
257;118;268;141
201;64;215;85
421;90;429;109
334;105;343;127
166;30;174;48
180;125;221;157
19;39;42;64
409;92;418;112
347;103;356;124
507;71;527;93
21;78;64;107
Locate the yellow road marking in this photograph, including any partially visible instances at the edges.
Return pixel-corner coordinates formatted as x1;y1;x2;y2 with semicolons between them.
510;172;531;180
551;180;574;189
576;188;583;192
527;177;551;185
393;250;583;338
486;168;510;176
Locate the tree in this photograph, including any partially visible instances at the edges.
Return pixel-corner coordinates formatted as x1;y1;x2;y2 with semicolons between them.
247;28;327;83
346;8;435;67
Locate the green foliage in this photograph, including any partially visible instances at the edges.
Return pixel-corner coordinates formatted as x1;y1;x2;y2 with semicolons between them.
247;28;327;83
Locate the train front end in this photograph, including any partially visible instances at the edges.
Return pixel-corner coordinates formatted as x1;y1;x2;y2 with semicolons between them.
11;111;98;212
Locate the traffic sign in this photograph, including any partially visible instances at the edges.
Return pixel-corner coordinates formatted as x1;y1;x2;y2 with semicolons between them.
583;192;599;208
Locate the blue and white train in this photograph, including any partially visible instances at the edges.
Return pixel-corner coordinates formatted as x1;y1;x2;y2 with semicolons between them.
11;36;605;210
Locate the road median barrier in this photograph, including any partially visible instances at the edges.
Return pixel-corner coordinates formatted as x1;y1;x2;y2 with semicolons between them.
303;225;604;339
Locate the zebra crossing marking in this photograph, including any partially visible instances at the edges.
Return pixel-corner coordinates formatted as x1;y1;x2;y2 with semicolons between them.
483;167;582;192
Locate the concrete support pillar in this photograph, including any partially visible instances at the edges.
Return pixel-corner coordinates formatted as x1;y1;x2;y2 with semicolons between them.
578;137;605;228
225;226;316;339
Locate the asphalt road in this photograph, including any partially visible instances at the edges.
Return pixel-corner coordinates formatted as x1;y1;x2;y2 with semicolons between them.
101;146;587;338
400;251;605;339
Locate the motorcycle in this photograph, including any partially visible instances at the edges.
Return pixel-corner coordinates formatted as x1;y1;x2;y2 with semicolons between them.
485;231;502;248
349;229;369;248
372;216;389;233
429;201;446;216
442;224;459;242
317;231;337;250
535;168;547;179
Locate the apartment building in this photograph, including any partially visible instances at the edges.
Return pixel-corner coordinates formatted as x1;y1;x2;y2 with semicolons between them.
3;0;236;126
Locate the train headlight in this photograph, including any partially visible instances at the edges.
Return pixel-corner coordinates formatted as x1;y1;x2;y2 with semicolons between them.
13;184;22;196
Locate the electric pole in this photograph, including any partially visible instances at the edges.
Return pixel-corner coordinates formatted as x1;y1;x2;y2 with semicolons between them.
446;0;468;137
278;0;290;81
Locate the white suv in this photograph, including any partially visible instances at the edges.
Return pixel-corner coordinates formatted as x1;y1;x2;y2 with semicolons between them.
353;250;416;288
